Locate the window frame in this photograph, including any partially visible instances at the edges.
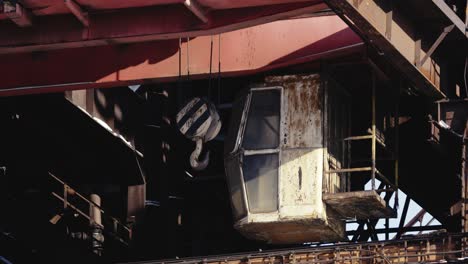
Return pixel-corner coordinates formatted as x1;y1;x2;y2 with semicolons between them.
236;86;283;215
224;153;249;220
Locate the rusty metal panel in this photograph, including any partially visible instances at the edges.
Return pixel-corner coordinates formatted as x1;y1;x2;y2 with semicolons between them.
232;73;346;244
235;217;344;244
265;74;325;217
323;190;396;219
266;74;322;149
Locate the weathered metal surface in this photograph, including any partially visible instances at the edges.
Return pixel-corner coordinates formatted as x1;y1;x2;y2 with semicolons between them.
280;149;322;216
266;74;322;149
324;0;467;99
0;15;363;96
323;190;396;219
228;72;401;243
266;74;325;219
236;216;343;244
324;154;343;194
231;74;346;244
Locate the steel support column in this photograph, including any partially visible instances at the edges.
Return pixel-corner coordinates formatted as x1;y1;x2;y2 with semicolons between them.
371;70;376;190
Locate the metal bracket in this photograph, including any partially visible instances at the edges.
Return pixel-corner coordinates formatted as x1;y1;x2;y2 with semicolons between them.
417;25;455;67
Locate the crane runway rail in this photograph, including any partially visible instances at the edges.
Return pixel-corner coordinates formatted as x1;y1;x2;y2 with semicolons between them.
121;233;468;264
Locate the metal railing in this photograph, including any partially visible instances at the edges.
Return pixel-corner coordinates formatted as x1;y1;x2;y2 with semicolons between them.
49;172;132;245
324;70;399;211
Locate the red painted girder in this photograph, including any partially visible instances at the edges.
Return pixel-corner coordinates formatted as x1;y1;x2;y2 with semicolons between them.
1;0;315;16
0;2;326;54
0;16;363;96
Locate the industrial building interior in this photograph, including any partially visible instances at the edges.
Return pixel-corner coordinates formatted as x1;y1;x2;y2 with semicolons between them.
0;0;467;263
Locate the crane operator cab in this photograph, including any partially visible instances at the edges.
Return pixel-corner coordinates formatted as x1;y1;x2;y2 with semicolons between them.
224;74;395;244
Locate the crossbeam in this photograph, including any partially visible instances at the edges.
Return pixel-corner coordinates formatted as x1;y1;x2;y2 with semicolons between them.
418;25;455;67
64;0;89;27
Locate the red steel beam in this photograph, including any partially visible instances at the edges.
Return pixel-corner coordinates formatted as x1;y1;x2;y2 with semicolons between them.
0;2;326;54
0;16;363;96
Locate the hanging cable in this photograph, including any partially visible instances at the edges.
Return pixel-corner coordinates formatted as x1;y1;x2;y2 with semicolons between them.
208;35;214;100
186;37;190;80
176;37;183;107
178;38;182;82
217;34;222;105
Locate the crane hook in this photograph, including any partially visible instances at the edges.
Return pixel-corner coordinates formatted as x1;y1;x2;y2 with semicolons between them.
190;138;210;171
176;97;221;171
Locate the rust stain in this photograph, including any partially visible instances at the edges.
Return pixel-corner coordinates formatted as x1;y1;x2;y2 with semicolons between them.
266;74;322;148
